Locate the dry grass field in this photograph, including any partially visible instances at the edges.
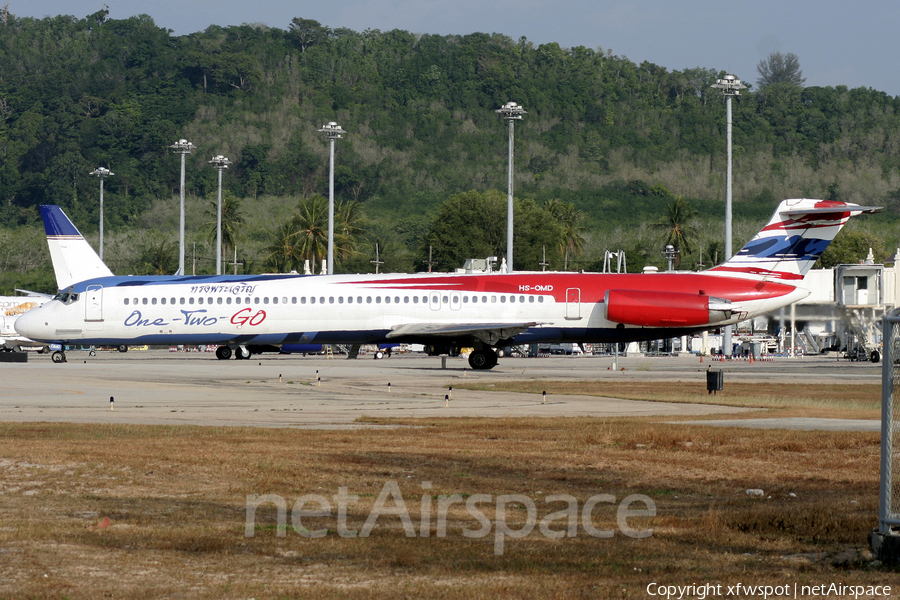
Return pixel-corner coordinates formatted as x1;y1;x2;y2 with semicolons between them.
456;380;883;419
0;381;895;599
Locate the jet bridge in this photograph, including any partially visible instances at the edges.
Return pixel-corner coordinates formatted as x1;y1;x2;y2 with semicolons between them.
835;262;885;362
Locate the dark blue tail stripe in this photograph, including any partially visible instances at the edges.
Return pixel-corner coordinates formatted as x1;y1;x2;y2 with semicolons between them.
40;205;82;237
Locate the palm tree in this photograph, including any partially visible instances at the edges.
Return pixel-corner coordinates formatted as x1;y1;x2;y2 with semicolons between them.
546;199;586;270
334;200;366;265
141;238;176;275
205;193;245;269
292;195;328;273
263;221;301;273
704;240;724;268
654;196;698;267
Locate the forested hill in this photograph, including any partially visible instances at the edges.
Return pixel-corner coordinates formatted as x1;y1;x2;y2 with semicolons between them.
1;10;900;289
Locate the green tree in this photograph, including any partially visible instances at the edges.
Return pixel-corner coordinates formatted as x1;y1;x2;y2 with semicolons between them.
263;221;301;273
545;199;586;270
703;240;724;268
355;235;407;274
262;196;365;273
288;18;329;52
653;196;698;267
140;237;176;275
816;229;887;269
334;200;366;267
205;193;245;268
4;13;900;286
756;52;806;89
422;190;563;271
291;195;329;273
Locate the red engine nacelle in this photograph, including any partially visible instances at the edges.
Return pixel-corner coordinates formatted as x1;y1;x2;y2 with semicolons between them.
604;289;732;327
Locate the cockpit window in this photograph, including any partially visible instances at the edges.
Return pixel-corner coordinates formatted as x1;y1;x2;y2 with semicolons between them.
53;289;80;305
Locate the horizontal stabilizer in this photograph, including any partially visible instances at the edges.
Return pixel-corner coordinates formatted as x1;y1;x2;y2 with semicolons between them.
782;206;881;216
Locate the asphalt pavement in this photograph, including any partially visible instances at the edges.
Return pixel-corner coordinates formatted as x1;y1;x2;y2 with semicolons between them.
0;349;882;430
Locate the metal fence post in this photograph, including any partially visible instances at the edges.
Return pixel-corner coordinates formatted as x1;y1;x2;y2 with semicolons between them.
874;312;900;561
880;315;895;533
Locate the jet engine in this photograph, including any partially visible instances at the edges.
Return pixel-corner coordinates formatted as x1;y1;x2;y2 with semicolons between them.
604;289;733;327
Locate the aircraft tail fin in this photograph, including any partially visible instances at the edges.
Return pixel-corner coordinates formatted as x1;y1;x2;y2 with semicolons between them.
710;199;880;281
40;205;113;290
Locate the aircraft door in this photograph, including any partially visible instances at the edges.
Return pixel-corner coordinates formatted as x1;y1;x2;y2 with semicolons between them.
429;292;441;311
84;285;103;321
565;288;582;320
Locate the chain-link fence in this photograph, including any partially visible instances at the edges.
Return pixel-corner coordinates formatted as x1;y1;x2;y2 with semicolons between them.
878;313;900;534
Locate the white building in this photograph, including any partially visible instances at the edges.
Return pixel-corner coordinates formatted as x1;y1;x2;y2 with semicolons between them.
753;248;899;360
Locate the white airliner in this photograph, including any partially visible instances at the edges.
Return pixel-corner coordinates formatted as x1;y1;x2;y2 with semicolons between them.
16;201;877;368
0;293;51;352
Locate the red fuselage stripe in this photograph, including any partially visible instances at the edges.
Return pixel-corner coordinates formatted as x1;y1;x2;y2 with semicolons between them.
339;273;797;303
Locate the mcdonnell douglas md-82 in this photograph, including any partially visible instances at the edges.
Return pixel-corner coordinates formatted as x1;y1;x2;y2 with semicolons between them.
16;200;877;368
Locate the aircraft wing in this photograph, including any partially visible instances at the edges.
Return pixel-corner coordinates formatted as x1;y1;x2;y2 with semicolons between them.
14;289;52;298
386;322;539;346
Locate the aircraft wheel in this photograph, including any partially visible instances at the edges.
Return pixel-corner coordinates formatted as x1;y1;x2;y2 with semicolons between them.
215;346;233;360
375;351;384;359
235;346;251;360
468;349;498;370
39;346;50;354
51;351;66;364
118;345;128;353
872;350;881;363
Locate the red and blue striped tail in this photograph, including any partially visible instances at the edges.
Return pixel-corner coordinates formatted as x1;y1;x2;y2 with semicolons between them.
711;199;880;281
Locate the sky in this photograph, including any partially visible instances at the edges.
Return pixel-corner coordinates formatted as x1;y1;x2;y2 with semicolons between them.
15;0;900;97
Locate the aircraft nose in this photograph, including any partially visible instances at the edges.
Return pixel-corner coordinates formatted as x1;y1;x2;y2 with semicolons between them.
14;312;33;338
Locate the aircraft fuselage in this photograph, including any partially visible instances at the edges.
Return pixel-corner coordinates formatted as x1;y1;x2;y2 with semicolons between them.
15;270;806;351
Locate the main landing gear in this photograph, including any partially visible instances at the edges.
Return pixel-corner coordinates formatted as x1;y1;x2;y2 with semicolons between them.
215;345;251;360
468;348;499;370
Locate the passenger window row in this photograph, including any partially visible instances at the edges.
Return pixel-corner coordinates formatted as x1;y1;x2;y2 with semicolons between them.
122;294;547;307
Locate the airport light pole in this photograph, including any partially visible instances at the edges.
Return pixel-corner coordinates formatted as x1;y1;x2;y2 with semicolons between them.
663;244;678;272
711;74;745;358
317;122;346;275
208;155;231;275
89;167;113;261
496;101;526;273
170;139;196;276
